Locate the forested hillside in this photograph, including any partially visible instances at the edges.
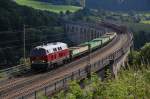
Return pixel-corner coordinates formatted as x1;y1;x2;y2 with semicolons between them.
86;0;150;11
0;0;59;31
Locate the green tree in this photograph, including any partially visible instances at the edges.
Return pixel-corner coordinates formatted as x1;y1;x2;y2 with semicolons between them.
140;43;150;64
128;51;141;65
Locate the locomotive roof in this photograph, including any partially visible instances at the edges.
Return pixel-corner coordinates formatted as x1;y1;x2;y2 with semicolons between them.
35;42;68;50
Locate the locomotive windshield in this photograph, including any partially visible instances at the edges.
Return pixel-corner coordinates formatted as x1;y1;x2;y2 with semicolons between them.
31;48;47;56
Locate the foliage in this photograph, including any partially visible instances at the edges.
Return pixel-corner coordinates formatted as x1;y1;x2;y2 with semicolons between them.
52;68;150;99
53;81;83;99
129;43;150;65
128;51;141;65
140;43;150;64
140;20;150;24
0;0;60;31
38;95;48;99
68;81;83;99
19;58;30;66
124;22;150;49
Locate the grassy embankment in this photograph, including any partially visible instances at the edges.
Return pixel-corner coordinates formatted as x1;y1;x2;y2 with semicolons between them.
140;20;150;24
138;13;150;24
15;0;82;13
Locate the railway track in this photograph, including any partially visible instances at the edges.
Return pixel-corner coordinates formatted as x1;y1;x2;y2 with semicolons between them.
0;33;129;99
0;34;119;95
0;64;30;78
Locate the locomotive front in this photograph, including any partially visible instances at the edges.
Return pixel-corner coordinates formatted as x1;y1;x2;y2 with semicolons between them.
30;47;49;70
30;42;70;71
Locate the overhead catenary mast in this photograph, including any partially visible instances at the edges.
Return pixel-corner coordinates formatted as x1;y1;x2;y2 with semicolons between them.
87;29;91;77
79;0;86;8
23;24;26;63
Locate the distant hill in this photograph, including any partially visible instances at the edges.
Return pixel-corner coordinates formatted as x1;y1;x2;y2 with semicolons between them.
86;0;150;11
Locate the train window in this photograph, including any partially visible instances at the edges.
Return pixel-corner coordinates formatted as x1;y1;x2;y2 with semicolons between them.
60;47;62;50
47;50;49;53
76;27;78;31
91;30;94;34
80;28;83;33
84;28;86;33
58;47;61;50
72;26;74;32
53;48;57;51
31;48;46;56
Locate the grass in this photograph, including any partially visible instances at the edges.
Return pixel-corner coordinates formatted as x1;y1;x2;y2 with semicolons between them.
140;20;150;24
144;13;150;17
137;13;150;17
15;0;82;13
0;73;4;79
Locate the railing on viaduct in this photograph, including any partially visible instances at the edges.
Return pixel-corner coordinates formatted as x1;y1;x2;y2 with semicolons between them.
5;22;133;99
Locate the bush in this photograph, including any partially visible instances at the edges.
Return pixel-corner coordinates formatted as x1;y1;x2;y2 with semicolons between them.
52;67;150;99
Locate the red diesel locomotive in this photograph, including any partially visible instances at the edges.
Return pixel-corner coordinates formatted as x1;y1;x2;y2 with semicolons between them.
30;42;70;70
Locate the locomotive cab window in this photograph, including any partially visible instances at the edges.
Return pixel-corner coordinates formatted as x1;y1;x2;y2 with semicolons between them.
47;50;49;53
58;47;61;50
54;48;57;51
31;48;46;56
53;48;57;52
